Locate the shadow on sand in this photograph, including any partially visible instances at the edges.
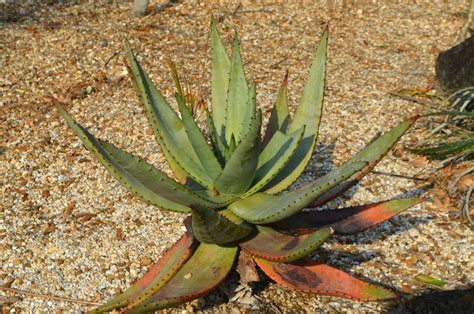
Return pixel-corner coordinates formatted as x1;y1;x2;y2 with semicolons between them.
389;287;474;314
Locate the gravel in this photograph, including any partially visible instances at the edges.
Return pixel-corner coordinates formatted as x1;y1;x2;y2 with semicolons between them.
1;0;472;312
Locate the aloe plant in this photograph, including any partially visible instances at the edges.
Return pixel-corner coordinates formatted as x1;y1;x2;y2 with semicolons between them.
57;20;422;312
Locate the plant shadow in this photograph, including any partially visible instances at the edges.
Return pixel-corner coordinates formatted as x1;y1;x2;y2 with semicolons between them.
388;287;474;314
312;247;379;269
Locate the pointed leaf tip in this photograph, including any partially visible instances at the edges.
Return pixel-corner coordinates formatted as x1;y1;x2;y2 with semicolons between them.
210;17;230;137
264;29;328;193
255;259;398;301
272;197;422;235
125;243;237;312
92;233;195;312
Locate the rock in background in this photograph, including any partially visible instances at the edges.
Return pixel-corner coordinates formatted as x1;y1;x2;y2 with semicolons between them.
435;35;474;93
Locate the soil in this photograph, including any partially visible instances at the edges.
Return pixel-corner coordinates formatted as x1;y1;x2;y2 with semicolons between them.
1;0;473;312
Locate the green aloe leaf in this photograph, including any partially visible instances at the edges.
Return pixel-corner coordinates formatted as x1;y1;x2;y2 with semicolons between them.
57;105;191;213
126;42;214;189
240;226;332;262
243;126;305;197
240;82;257;139
262;72;290;146
215;111;262;195
92;232;196;313
310;116;419;207
207;111;226;165
168;59;184;98
351;116;419;163
225;34;249;144
229;161;367;224
125;243;238;313
191;208;254;245
99;140;224;209
411;136;474;160
176;94;222;179
414;274;447;288
210;18;230;138
264;29;328;194
224;134;237;161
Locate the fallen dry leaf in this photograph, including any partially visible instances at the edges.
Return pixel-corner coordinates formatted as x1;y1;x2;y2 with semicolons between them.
459;175;473;190
411;156;429;168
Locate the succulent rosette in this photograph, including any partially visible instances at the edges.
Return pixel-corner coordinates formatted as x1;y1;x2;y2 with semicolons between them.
58;20;420;313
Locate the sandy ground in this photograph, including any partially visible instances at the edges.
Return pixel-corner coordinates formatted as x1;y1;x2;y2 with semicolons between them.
1;0;473;312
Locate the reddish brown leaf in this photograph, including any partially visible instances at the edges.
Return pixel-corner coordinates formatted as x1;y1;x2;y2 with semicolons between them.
271;198;422;235
411;156;429;168
91;232;196;313
459;175;473;190
125;243;238;312
255;258;398;301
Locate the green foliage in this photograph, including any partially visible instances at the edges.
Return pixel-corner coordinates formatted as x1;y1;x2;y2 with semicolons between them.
58;21;421;312
411;88;474;160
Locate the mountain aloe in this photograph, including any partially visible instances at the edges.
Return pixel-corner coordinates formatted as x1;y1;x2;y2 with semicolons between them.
58;20;421;312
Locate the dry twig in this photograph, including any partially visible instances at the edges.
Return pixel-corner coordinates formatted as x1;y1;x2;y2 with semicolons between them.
0;286;101;307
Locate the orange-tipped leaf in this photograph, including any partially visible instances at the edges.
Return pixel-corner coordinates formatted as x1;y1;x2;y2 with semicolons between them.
91;232;196;313
271;198;422;235
255;258;398;301
125;243;237;312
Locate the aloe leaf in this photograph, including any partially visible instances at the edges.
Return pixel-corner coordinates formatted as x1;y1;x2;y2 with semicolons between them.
125;243;238;313
262;72;290;146
255;259;398;301
414;274;447;288
210;18;230;138
411;136;474;160
229;161;367;224
99;140;226;209
191;208;254;245
57;105;191;213
215;111;262;195
168;59;184;98
264;29;328;194
240;82;256;138
225;134;237;161
310;116;419;207
240;226;332;262
92;232;196;313
207;111;226;165
225;34;249;144
243;126;305;197
126;42;214;189
351;116;419;163
271;198;422;235
176;94;222;179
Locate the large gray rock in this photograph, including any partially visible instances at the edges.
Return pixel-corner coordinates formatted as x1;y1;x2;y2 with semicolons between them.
435;35;474;92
